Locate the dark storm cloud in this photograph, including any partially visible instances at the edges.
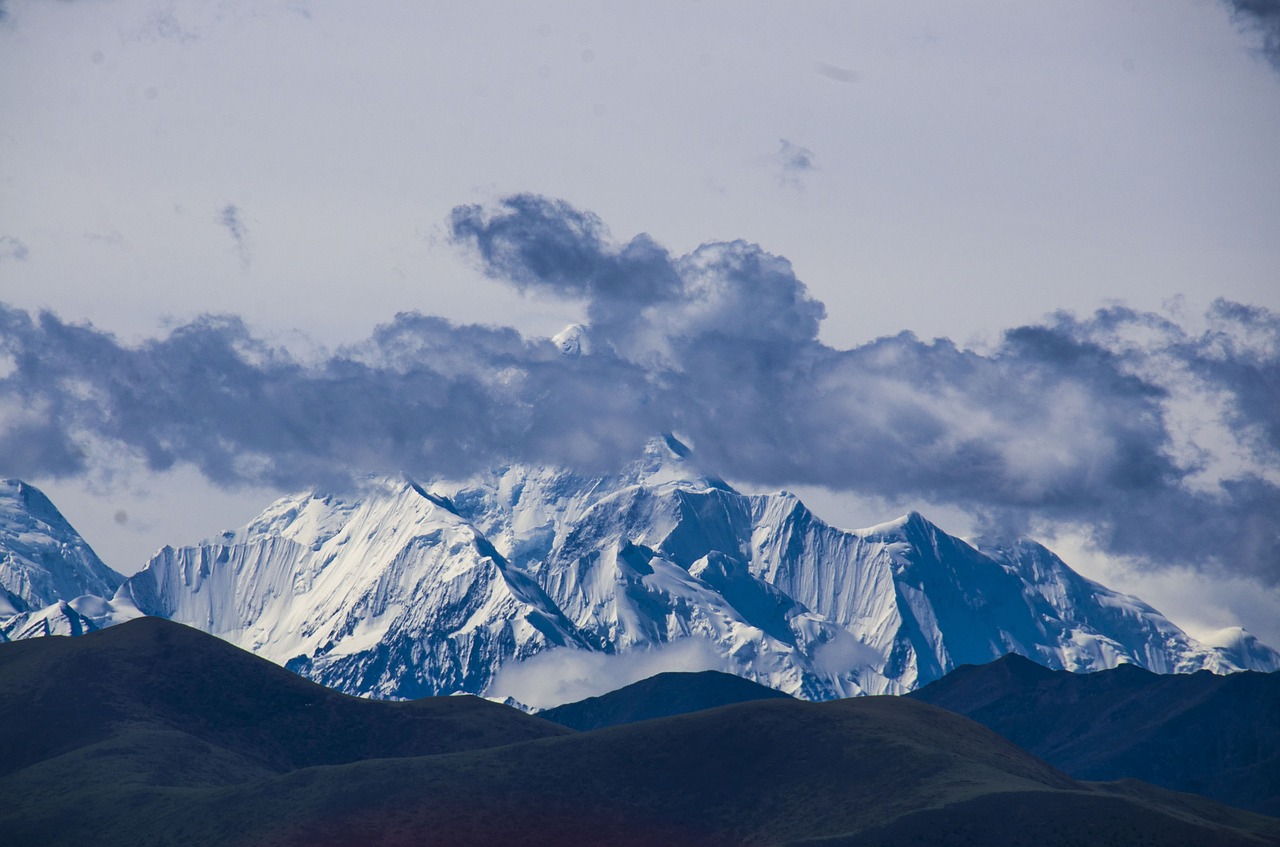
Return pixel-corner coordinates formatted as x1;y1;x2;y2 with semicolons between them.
452;197;1280;584
450;195;681;306
0;306;662;488
2;194;1278;584
1182;299;1280;452
1226;0;1280;70
450;194;823;361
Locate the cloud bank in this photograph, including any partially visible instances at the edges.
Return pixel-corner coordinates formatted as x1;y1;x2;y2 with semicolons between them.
2;194;1277;585
1227;0;1280;70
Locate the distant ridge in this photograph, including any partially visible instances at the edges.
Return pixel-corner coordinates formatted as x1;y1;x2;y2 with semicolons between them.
910;653;1280;816
537;669;792;730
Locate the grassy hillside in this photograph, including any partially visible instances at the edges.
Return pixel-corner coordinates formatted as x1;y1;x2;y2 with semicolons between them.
0;615;570;782
537;668;792;730
910;652;1280;816
3;620;1279;846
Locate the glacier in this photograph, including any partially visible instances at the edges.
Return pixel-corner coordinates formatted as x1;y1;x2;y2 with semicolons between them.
3;444;1277;700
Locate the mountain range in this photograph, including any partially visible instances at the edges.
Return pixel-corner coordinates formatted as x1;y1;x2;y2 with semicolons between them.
2;436;1278;703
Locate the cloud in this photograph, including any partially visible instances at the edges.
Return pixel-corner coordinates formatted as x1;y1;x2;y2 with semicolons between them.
814;62;859;84
0;236;29;261
775;139;817;189
0;305;666;487
811;629;879;677
1226;0;1280;70
1;0;88;27
778;139;816;173
485;639;725;709
450;193;824;363
2;194;1278;588
218;204;251;268
142;8;199;43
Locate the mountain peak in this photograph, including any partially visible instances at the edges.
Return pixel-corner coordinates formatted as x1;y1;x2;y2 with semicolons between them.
625;433;733;492
856;510;936;538
0;479;122;614
2;479;68;532
552;323;591;356
1200;626;1280;673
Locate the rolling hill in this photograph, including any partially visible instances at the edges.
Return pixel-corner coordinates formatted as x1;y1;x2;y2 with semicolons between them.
2;619;1277;846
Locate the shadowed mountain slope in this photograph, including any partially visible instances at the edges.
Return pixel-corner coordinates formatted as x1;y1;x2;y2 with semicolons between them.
0;615;571;783
909;653;1280;816
537;669;793;730
3;618;1279;846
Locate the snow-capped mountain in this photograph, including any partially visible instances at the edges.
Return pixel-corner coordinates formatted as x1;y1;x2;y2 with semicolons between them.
1;593;142;640
86;437;1272;700
1199;626;1280;673
4;442;1273;698
0;479;130;639
117;479;587;698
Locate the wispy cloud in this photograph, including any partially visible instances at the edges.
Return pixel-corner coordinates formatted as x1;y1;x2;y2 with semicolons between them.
0;236;29;261
1;194;1278;587
124;6;201;44
218;204;251;268
775;139;817;190
814;62;859;84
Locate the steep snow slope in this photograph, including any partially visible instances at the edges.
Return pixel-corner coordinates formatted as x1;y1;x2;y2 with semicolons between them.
0;593;141;641
420;439;1250;696
7;440;1271;700
0;479;124;639
1199;626;1280;673
747;507;1236;689
117;479;587;698
429;439;885;698
967;535;1240;674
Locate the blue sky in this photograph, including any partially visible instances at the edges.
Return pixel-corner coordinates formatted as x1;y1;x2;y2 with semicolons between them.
2;0;1279;643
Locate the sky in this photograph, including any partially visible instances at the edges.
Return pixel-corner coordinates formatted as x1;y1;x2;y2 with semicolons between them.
1;0;1279;644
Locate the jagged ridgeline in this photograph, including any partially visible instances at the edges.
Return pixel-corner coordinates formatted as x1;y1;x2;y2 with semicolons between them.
3;437;1278;700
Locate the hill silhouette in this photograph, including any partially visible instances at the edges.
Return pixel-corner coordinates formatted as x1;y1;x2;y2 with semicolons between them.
538;669;792;730
910;652;1280;816
2;620;1278;846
